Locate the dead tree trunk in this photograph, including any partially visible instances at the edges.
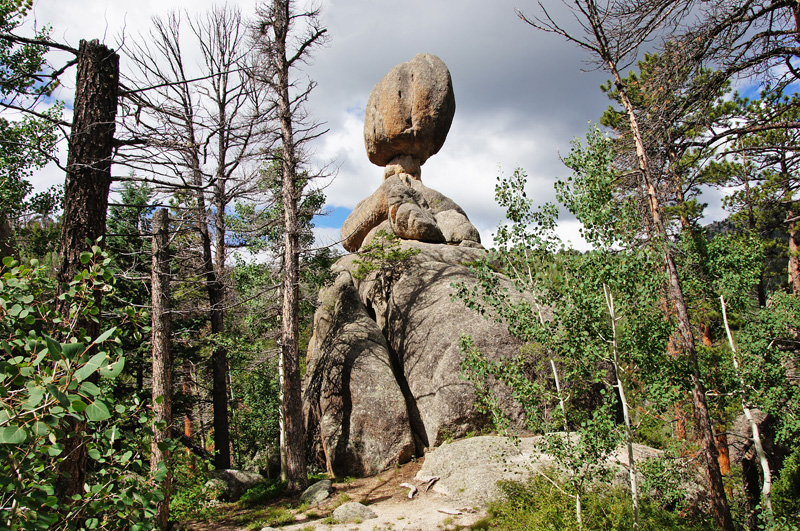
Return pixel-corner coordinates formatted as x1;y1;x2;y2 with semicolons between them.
54;38;119;502
151;208;172;531
275;0;308;492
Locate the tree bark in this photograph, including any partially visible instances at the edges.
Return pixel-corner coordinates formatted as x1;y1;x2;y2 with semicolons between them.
788;208;800;296
182;359;197;473
0;211;18;260
150;208;172;531
186;112;230;471
57;39;118;296
275;0;308;493
54;38;119;502
603;285;639;531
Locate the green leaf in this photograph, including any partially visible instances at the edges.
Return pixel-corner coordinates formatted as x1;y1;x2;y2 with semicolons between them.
80;251;93;264
85;399;111;422
46;384;70;408
75;352;106;382
92;327;117;345
99;357;125;379
32;420;49;436
47;443;63;456
21;386;44;410
44;335;61;356
61;342;85;360
79;381;101;396
71;399;88;413
0;425;28;444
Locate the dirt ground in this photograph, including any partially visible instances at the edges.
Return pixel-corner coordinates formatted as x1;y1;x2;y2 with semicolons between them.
184;458;490;531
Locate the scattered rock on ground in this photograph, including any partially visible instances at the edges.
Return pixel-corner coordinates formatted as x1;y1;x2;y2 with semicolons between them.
299;479;333;506
416;435;664;504
204;469;264;501
333;502;378;523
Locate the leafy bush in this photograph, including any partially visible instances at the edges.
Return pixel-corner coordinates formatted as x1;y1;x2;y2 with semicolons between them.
0;253;161;530
169;453;212;523
238;478;286;507
488;475;716;531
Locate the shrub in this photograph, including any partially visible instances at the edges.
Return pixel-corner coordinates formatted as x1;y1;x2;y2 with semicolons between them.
0;253;161;530
487;474;716;531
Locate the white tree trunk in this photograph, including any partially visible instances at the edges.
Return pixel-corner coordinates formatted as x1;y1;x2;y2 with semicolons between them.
720;296;774;526
604;285;639;531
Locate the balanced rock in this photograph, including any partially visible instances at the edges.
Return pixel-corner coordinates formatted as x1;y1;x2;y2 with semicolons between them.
304;53;520;478
364;53;455;167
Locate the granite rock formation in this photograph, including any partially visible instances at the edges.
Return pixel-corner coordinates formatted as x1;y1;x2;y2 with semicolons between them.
303;54;524;477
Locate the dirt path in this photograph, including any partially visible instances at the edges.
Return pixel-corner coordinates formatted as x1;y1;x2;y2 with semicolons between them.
184;459;489;531
278;459;488;531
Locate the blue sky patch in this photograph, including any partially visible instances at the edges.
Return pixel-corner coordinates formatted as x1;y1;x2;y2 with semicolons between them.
314;206;352;228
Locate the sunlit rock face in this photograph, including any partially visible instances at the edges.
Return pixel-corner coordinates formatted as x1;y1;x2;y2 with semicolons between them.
364;53;456;167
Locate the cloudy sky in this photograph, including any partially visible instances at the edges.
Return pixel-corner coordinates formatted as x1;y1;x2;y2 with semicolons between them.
25;0;636;250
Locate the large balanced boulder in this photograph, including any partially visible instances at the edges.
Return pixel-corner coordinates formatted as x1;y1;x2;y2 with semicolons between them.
364;53;455;167
342;54;478;253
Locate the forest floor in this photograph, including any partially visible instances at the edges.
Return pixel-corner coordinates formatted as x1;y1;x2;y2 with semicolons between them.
182;457;490;531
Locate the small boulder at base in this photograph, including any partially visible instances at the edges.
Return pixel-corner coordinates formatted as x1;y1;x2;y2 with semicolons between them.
299;479;333;506
333;502;378;523
205;469;264;501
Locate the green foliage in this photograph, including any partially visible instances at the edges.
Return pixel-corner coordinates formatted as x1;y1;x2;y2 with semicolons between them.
0;1;63;260
168;454;213;523
0;0;57;100
352;230;420;316
352;230;420;283
488;475;715;531
0;251;161;530
230;356;281;473
770;447;800;523
735;292;800;446
238;478;286;507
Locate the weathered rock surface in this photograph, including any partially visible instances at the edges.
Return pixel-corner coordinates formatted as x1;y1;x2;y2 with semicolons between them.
416;435;663;505
299;479;333;506
333;502;378;523
304;242;526;477
304;53;520;478
340;174;480;252
364;53;455;167
204;469;264;501
304;273;415;477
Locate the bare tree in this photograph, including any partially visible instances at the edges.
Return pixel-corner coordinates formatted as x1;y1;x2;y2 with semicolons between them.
119;6;275;469
150;208;172;531
517;2;735;529
250;0;327;493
